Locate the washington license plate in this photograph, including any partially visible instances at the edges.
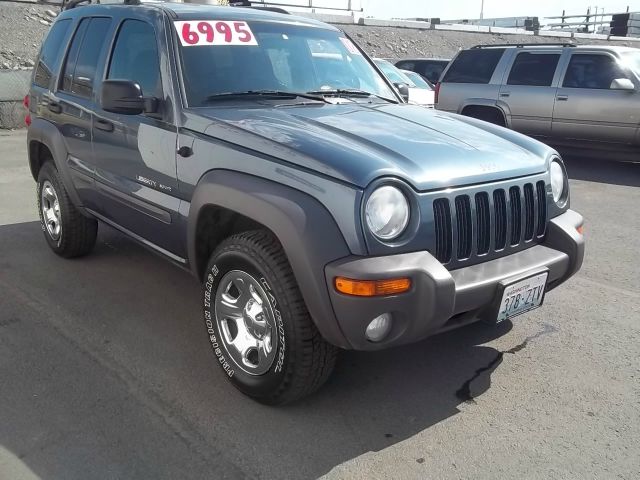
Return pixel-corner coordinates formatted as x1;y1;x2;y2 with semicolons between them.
497;272;548;322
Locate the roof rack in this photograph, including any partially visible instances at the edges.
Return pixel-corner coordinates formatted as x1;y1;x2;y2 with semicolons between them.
61;0;290;14
229;1;289;14
471;43;576;49
62;0;141;11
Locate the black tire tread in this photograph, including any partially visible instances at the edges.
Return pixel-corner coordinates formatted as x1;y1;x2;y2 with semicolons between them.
211;230;338;404
38;161;97;258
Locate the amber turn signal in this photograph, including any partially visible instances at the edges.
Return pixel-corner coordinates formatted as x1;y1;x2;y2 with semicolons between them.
334;277;411;297
576;225;584;235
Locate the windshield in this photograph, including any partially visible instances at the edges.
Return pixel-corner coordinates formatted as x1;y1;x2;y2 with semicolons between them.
176;21;396;106
621;51;640;75
402;70;433;89
373;59;415;86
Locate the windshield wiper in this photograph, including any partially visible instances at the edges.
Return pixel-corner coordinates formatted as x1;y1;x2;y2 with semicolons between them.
204;90;329;103
306;89;398;104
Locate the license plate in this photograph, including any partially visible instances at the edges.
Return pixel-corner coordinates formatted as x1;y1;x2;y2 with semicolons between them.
497;272;548;322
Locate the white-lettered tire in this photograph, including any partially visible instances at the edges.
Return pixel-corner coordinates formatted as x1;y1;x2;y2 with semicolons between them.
203;230;338;405
36;161;98;258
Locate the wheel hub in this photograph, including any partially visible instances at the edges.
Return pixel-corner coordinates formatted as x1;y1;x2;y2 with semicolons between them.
214;270;278;375
41;180;61;241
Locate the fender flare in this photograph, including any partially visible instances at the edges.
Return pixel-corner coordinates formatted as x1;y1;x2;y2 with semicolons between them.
27;117;86;210
458;98;511;128
187;169;353;349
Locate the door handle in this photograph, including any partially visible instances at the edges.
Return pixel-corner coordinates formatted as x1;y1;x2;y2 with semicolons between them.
94;118;114;132
557;95;569;101
47;101;62;114
499;92;510;98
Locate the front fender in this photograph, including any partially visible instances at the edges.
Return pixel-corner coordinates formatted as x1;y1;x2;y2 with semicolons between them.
187;170;353;349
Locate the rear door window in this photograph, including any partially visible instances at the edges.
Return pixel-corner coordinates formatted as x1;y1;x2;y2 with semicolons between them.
60;17;112;98
34;19;72;88
562;54;629;89
507;52;561;86
442;49;505;84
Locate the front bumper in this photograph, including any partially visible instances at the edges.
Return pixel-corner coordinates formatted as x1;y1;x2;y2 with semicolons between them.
325;210;584;350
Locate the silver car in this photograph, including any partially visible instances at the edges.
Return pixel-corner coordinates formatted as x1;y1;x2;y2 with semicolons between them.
436;44;640;160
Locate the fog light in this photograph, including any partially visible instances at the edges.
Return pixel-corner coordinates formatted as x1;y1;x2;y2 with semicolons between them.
365;313;393;342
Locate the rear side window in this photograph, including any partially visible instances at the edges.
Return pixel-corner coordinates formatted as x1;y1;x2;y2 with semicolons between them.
60;17;112;98
507;53;561;86
443;49;505;84
107;20;162;98
562;54;629;89
395;61;415;70
34;19;72;88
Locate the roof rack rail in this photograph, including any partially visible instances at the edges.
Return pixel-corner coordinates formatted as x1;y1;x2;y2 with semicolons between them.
471;43;576;49
62;0;141;11
229;1;289;14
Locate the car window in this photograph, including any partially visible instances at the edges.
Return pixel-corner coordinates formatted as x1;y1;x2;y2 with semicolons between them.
60;18;88;93
34;19;72;88
374;60;415;86
620;51;640;75
562;54;629;89
442;49;505;84
507;52;560;87
108;20;162;98
178;22;394;107
403;70;433;89
60;17;111;98
395;61;415;71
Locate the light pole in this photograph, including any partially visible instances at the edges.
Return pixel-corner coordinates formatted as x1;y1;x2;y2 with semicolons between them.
480;0;485;20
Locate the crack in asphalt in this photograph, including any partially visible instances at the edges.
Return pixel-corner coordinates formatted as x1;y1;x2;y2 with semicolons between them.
455;323;558;403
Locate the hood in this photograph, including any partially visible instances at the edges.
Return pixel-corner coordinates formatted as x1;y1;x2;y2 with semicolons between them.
191;102;551;191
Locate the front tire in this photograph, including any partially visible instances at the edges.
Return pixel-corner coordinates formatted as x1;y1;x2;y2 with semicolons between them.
36;161;98;258
202;230;337;405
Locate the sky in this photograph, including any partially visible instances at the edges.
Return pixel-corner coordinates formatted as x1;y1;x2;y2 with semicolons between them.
284;0;637;20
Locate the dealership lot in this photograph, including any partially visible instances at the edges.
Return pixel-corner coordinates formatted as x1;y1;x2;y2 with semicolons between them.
0;129;639;479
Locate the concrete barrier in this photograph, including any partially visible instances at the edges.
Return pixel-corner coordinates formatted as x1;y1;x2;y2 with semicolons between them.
359;18;433;29
435;24;488;33
537;30;573;38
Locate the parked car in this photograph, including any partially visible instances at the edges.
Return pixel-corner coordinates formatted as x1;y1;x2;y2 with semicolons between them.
401;69;435;106
436;44;640;160
26;1;584;404
395;58;451;84
373;58;434;106
401;69;435;89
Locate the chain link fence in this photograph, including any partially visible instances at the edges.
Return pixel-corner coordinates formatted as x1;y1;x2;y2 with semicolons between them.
0;69;31;129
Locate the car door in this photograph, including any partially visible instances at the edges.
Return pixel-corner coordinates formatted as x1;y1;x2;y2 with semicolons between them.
91;15;183;257
552;52;640;144
498;50;562;137
49;16;112;209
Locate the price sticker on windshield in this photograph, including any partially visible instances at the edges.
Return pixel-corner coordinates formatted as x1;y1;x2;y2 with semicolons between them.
339;37;361;55
174;21;258;46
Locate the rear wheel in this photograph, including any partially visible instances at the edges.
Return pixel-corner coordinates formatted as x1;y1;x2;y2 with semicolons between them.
36;161;97;258
202;230;338;405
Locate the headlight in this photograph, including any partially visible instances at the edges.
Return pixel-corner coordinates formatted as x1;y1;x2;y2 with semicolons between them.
365;186;410;240
550;160;566;204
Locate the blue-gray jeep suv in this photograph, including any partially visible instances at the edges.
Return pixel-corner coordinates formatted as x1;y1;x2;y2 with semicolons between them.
26;1;584;404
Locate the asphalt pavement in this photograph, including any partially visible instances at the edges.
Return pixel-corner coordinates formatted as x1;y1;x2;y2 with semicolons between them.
1;129;639;479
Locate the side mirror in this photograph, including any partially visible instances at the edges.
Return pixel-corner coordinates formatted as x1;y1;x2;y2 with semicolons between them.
393;82;410;102
610;78;635;91
101;80;158;115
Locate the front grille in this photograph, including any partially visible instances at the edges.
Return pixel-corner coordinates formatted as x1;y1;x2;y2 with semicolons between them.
432;181;548;266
